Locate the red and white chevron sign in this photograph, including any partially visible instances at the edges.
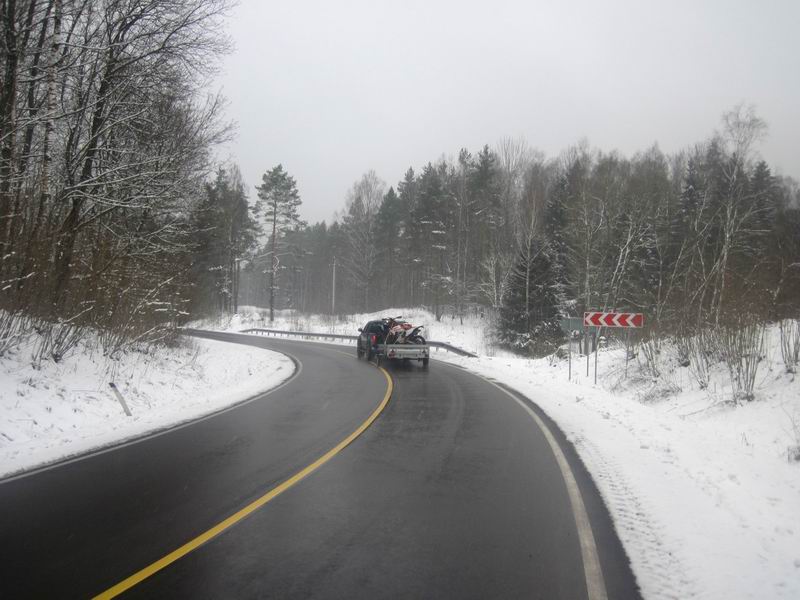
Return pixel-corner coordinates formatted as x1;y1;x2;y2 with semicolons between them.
583;312;644;328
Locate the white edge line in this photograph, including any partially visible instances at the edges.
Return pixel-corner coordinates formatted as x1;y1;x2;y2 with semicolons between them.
436;359;609;600
0;337;303;485
203;331;605;598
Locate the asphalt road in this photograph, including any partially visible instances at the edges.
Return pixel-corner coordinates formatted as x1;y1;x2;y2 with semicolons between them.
0;330;641;599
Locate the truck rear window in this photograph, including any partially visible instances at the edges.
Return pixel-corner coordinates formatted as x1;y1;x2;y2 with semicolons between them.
368;323;384;333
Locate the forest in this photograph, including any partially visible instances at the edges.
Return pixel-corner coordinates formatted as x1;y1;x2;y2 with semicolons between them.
1;1;799;382
236;107;800;365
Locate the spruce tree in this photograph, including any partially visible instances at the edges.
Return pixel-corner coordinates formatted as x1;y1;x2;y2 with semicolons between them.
499;240;560;356
414;163;452;315
397;168;420;304
191;167;258;316
375;187;405;306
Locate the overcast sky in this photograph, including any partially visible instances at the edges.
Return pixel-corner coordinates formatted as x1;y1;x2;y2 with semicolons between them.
214;0;800;224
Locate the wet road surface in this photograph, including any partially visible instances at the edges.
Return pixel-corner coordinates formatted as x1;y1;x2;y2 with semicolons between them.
0;330;640;599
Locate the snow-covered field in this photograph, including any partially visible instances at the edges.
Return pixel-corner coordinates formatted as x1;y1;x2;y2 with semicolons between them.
220;306;800;600
0;333;294;479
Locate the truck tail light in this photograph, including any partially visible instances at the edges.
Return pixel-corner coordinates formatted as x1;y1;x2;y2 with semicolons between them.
371;334;377;345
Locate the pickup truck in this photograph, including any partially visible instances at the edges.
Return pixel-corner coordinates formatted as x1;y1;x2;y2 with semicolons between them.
357;318;430;368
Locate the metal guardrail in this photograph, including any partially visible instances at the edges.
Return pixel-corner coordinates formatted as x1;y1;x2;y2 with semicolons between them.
240;328;478;358
240;328;357;341
425;341;478;358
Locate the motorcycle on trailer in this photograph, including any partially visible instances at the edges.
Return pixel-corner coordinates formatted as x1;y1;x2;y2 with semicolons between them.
358;316;430;368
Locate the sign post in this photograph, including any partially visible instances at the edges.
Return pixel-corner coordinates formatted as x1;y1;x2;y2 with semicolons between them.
586;330;590;376
594;329;599;385
625;329;631;378
582;312;645;384
559;317;584;382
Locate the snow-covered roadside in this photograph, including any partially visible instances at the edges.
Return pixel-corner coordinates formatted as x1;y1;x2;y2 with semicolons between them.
438;349;800;599
200;306;494;355
0;335;294;479
217;307;800;600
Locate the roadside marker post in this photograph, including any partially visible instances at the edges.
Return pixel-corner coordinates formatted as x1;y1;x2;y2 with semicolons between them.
109;382;132;417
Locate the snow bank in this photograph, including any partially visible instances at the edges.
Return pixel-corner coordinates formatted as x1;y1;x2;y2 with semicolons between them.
0;334;294;479
217;307;800;599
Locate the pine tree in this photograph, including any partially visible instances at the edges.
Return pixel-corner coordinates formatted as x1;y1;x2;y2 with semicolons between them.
255;165;303;322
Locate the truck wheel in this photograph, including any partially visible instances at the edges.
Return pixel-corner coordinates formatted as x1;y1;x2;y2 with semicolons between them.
357;343;364;359
367;345;374;362
422;357;429;368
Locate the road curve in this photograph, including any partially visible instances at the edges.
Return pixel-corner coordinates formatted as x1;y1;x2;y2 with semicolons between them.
0;330;640;599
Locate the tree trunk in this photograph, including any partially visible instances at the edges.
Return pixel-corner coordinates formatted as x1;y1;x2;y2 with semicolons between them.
52;52;113;307
0;0;20;264
269;199;277;322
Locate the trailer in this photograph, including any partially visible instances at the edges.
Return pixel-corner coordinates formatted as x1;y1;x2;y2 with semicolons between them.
357;317;430;368
373;341;429;368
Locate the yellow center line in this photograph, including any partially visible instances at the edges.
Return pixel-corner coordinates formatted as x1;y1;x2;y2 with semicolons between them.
94;366;393;599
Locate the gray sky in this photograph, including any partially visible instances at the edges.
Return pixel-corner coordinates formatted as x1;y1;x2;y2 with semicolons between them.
215;0;800;224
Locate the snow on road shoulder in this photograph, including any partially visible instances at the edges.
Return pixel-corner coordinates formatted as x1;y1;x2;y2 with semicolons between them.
0;336;294;479
438;345;800;600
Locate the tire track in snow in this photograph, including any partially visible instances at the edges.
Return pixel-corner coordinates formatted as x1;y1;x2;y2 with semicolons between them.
568;431;699;600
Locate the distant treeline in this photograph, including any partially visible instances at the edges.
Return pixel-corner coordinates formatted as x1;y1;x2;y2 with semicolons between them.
236;107;799;355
